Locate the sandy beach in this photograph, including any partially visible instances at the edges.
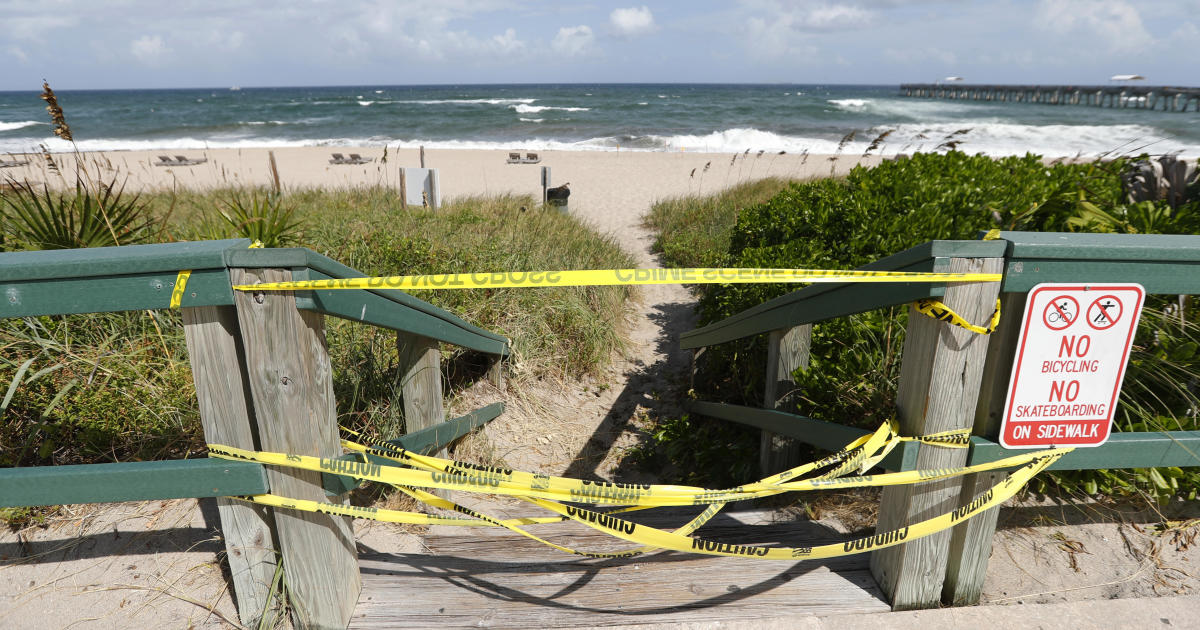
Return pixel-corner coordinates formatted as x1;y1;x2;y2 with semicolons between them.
3;146;880;210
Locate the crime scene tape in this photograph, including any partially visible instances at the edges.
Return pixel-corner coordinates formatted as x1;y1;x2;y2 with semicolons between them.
208;422;1070;560
169;270;192;309
914;298;1002;335
235;426;901;559
230;267;1002;292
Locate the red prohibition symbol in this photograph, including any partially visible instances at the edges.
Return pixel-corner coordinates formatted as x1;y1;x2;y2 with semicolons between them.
1042;295;1079;331
1087;295;1123;330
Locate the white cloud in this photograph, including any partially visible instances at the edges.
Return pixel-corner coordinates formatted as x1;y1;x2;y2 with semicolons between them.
491;28;525;55
610;6;657;37
552;25;595;56
8;46;29;63
739;1;874;59
804;4;872;29
738;1;875;32
1034;0;1153;52
129;34;170;65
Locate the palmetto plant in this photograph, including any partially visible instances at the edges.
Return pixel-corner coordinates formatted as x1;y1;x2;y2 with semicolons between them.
216;189;302;248
0;178;159;249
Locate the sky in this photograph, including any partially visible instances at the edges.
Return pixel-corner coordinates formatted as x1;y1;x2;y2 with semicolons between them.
2;0;1198;90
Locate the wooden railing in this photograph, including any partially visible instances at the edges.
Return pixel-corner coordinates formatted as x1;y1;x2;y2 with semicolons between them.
0;238;509;628
680;231;1200;610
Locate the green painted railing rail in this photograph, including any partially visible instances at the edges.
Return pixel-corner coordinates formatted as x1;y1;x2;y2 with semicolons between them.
996;231;1200;295
1;403;508;507
679;240;1006;349
0;239;507;356
0;459;269;508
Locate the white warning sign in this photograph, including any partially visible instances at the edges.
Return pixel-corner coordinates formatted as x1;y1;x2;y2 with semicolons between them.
1000;283;1145;448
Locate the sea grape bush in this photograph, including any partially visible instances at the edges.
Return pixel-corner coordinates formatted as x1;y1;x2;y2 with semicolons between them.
659;151;1200;501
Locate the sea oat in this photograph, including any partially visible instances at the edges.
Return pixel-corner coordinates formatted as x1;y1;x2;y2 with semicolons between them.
38;143;59;173
40;81;73;142
836;130;856;154
864;129;894;156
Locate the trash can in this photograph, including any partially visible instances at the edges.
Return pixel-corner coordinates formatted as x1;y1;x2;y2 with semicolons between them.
546;182;570;212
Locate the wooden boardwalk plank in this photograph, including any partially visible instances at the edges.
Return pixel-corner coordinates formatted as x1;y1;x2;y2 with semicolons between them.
351;511;888;628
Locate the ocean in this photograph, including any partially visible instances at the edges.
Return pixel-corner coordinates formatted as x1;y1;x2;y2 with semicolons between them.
1;84;1198;158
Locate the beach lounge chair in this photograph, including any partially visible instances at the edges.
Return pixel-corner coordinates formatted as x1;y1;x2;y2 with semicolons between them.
522;152;541;164
154;156;176;166
506;152;522;164
0;158;29;169
348;153;373;164
329;153;347;164
175;155;207;165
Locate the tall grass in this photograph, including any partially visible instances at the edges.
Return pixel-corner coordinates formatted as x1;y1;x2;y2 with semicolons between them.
644;177;792;268
1;187;634;475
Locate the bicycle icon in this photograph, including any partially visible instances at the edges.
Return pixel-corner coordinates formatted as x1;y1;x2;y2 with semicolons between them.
1041;295;1079;330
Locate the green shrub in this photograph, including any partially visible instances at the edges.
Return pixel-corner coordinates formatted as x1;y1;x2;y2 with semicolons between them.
646;152;1200;500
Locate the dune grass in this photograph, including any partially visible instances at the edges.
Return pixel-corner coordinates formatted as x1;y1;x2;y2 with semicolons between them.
1;187;633;484
644;177;792;269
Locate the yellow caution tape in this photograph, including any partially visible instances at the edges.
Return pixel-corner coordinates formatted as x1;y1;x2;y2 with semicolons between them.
230;267;1003;292
516;451;1061;559
914;298;1002;335
169;270;192;309
209;424;1060;506
209;424;1068;560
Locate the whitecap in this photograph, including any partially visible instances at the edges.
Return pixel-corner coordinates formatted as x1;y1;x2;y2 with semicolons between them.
358;100;374;106
829;99;869;108
5;122;1193;159
403;98;537;105
512;104;590;114
0;120;45;132
519;118;544;123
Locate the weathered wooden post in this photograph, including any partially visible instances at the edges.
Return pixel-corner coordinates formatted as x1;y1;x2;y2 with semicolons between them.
183;305;279;626
941;292;1027;604
397;333;447;455
869;255;1004;610
760;325;812;474
398;167;408;210
397;331;454;503
232;268;361;629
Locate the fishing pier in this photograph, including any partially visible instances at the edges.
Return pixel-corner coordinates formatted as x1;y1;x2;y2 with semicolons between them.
899;83;1200;112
